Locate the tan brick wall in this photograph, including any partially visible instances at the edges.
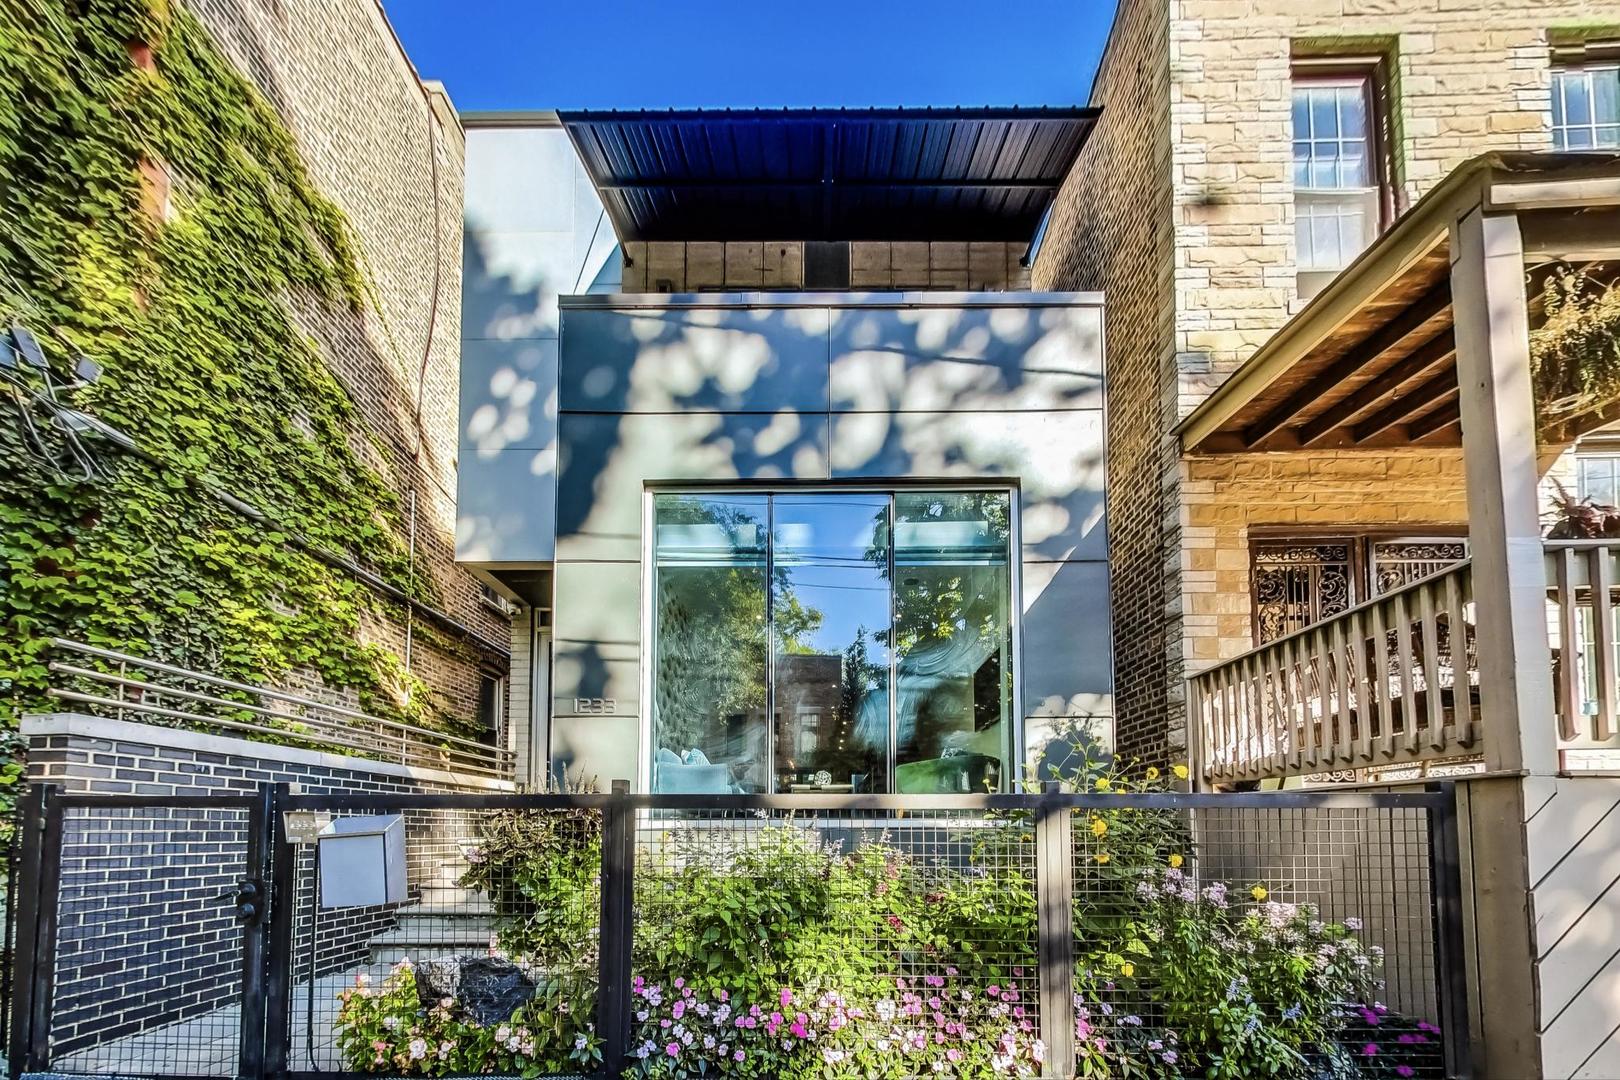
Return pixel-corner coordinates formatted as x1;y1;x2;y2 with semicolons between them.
1037;0;1620;764
1182;450;1469;662
185;0;509;719
1034;0;1175;762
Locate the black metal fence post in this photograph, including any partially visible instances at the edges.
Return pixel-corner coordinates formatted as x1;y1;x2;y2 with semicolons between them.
1425;781;1472;1079
1034;781;1076;1078
595;779;635;1076
10;785;62;1075
236;783;273;1080
262;784;295;1080
7;785;48;1075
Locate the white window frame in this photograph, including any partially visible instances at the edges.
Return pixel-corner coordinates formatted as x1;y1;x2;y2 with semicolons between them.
1552;63;1620;152
1291;68;1388;295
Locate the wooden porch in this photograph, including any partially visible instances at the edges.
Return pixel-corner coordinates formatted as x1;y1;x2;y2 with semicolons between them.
1190;542;1620;783
1177;151;1620;786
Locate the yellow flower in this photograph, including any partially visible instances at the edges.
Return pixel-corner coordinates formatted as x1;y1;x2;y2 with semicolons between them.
1145;766;1160;781
1095;777;1112;792
1120;962;1135;978
1168;853;1183;869
1091;817;1109;838
1172;764;1190;781
1251;885;1269;902
1096;853;1111;864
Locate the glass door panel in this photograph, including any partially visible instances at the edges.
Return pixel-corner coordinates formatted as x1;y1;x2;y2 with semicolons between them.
892;492;1014;793
770;494;891;793
651;493;770;792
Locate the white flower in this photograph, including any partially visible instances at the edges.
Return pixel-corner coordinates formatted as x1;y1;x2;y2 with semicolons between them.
407;1039;427;1061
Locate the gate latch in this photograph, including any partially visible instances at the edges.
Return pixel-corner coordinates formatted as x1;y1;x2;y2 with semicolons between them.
219;878;265;924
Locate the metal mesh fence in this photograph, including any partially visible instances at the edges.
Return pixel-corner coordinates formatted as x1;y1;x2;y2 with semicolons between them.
12;787;1464;1080
49;802;254;1076
625;807;1042;1076
288;804;600;1079
1070;800;1447;1079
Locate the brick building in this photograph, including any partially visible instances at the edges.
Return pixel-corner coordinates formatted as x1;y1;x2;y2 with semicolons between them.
182;0;511;725
1035;0;1620;767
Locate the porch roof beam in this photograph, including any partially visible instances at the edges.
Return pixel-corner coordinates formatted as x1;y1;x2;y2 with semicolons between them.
1296;329;1456;446
1177;152;1620;453
1349;370;1461;443
1241;284;1452;447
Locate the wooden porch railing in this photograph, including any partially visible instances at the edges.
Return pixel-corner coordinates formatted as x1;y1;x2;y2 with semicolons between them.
1546;540;1620;761
1192;562;1480;783
1193;542;1620;781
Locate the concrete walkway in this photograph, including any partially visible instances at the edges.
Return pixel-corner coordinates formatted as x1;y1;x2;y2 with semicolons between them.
51;967;379;1076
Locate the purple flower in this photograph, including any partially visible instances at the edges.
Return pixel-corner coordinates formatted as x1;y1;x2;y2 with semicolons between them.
1362;1042;1379;1057
1397;1067;1415;1078
665;1042;679;1058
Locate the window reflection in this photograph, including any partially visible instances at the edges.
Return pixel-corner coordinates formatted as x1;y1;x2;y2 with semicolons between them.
650;490;1016;793
893;493;1014;793
651;494;769;793
772;495;891;793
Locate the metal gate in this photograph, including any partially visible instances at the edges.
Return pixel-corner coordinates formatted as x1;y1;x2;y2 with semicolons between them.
8;786;273;1077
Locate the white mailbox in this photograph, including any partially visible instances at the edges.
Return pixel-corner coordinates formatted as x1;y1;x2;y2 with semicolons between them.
318;814;407;908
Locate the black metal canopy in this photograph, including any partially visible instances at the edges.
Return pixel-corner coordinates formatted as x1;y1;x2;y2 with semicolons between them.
558;107;1098;243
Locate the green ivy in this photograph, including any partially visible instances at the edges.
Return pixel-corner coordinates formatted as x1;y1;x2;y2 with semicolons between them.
0;0;485;816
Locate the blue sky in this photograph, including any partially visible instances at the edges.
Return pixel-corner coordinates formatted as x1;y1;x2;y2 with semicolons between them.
382;1;1118;113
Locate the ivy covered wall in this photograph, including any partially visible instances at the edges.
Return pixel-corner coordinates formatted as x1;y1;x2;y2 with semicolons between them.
0;0;503;801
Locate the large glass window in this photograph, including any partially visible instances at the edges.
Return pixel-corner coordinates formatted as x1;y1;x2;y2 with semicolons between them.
1553;65;1620;151
650;490;1015;793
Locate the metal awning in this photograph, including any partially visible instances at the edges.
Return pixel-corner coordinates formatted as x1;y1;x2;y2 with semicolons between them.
558;107;1098;243
1177;152;1620;454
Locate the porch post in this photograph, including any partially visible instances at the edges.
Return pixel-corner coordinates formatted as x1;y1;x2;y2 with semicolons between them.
1448;204;1558;777
1449;203;1554;1078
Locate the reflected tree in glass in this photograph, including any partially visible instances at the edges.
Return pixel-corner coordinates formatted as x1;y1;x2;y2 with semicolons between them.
889;492;1014;793
653;494;786;792
773;495;891;792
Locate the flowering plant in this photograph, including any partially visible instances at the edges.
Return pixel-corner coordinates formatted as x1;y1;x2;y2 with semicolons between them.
333;961;602;1077
623;975;1045;1079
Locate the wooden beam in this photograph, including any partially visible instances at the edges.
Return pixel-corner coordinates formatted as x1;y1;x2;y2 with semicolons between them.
1450;205;1558;777
1518;207;1620;261
1351;371;1460;443
1297;329;1457;446
1242;284;1452;447
1407;399;1462;441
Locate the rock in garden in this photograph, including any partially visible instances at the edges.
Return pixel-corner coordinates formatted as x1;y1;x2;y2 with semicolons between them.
455;957;537;1025
415;957;462;1010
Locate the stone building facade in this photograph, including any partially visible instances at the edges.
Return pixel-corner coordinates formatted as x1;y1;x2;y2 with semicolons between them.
185;0;510;721
1035;0;1620;765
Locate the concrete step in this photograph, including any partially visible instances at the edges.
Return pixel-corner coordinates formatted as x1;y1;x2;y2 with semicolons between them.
367;892;500;966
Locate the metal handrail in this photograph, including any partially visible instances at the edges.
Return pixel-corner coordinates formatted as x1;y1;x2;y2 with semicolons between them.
44;638;513;779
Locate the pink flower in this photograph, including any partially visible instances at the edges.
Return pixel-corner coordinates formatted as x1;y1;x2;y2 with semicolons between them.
1396;1068;1415;1079
1362;1042;1379;1057
665;1043;680;1058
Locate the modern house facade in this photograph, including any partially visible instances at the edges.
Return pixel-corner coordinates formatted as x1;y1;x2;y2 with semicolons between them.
456;108;1114;793
1034;3;1620;1075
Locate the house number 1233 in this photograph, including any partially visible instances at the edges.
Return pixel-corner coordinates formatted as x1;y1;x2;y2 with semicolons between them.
574;698;616;714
